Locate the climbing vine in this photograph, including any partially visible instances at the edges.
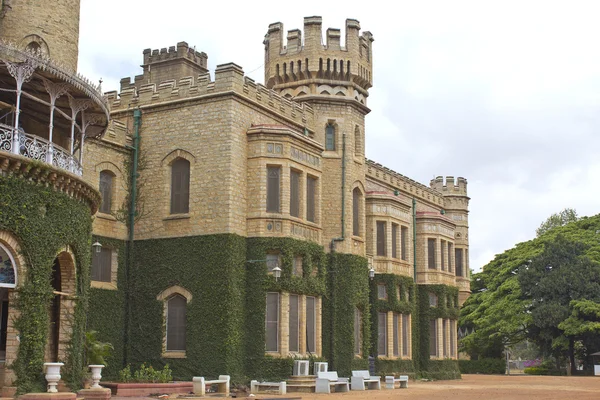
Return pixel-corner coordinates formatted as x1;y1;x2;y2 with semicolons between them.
0;174;93;393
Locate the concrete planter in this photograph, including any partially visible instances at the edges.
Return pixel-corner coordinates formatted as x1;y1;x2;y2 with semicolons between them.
88;365;105;389
43;362;64;393
100;382;192;397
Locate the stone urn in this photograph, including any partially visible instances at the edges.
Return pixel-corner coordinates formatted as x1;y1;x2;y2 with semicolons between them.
88;365;105;389
43;362;64;393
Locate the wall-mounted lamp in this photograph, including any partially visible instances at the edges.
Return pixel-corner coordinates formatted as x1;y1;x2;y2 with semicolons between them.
272;266;282;282
369;267;375;280
92;241;102;253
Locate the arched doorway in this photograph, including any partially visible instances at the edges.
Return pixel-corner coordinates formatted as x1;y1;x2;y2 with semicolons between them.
45;251;76;363
48;259;61;362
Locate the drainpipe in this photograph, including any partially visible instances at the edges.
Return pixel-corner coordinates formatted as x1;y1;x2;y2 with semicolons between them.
123;108;141;366
328;133;347;370
412;198;417;282
330;133;347;252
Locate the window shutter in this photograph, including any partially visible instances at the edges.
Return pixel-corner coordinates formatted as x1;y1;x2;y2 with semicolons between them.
167;295;186;351
289;295;299;352
265;292;279;352
99;171;113;214
402;314;409;356
325;124;335;151
401;226;408;261
378;312;387;356
455;248;463;276
353;189;360;236
267;167;280;213
392;224;398;258
376;221;386;256
306;176;316;222
171;159;190;214
393;313;399;356
428;239;436;269
290;170;300;217
306;296;316;353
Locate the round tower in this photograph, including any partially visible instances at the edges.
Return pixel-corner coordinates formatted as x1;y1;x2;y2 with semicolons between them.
264;17;374;256
430;176;471;305
0;0;81;71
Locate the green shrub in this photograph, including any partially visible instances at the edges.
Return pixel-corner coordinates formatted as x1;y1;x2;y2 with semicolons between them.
524;366;565;376
459;358;505;374
118;364;173;383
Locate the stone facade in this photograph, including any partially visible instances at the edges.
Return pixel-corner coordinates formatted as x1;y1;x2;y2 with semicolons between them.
0;3;472;389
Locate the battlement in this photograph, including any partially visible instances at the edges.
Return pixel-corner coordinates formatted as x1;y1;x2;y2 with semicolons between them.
264;16;374;100
108;63;315;129
430;176;468;196
121;41;208;92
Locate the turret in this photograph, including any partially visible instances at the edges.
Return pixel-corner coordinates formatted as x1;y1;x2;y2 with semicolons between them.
120;41;208;91
0;0;81;71
264;16;374;106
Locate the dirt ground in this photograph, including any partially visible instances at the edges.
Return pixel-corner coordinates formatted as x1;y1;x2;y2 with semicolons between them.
290;374;600;400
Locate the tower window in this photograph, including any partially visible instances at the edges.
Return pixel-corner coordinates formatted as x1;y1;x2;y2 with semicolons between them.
325;124;335;151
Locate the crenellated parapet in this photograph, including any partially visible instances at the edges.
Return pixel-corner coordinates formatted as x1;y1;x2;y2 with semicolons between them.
107;63;315;129
263;16;374;105
120;41;208;92
430;176;468;196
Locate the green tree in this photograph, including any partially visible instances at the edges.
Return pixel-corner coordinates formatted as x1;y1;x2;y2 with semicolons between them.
460;213;600;372
518;234;600;374
536;208;578;237
559;300;600;337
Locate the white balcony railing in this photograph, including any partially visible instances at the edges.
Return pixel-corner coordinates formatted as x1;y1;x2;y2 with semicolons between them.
0;124;82;176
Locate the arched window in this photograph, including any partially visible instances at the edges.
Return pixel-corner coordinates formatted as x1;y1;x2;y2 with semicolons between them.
0;243;17;288
353;187;362;236
325;124;335;151
171;158;190;214
99;170;115;214
167;294;187;351
354;126;362;157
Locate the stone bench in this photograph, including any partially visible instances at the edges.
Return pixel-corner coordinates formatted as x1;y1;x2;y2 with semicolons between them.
192;375;230;396
385;375;408;389
315;371;349;394
250;380;286;395
351;370;381;390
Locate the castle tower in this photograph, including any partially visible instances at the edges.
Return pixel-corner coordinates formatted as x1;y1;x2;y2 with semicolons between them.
264;17;374;255
0;0;81;71
430;176;471;305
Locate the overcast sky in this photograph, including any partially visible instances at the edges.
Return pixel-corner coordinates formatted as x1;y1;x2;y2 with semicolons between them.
78;0;600;271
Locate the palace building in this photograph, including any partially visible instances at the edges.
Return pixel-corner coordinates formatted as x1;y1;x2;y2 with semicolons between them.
0;0;469;392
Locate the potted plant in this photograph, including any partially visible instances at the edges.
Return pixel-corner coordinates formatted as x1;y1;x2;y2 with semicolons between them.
84;330;114;388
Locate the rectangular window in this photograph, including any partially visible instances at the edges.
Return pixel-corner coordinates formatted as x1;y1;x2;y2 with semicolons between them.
450;320;456;357
456;248;463;277
266;253;280;273
448;242;453;273
354;308;362;355
429;319;438;357
429;293;438;307
306;176;316;222
428;238;436;269
353;189;360;236
378;312;387;356
440;240;446;271
402;314;410;357
92;248;111;282
267;166;281;213
392;223;398;259
292;256;302;276
465;249;469;277
376;221;386;256
306;296;316;353
290;170;300;218
401;226;408;261
443;319;448;357
378;284;387;300
393;313;400;357
289;294;299;352
325;124;335;151
266;293;279;352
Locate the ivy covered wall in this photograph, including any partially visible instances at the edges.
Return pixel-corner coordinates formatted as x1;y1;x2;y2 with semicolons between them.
0;175;93;393
87;235;126;379
417;283;461;379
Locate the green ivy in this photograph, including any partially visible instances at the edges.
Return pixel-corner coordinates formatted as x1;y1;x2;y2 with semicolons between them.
87;235;126;379
417;284;460;376
0;175;93;393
